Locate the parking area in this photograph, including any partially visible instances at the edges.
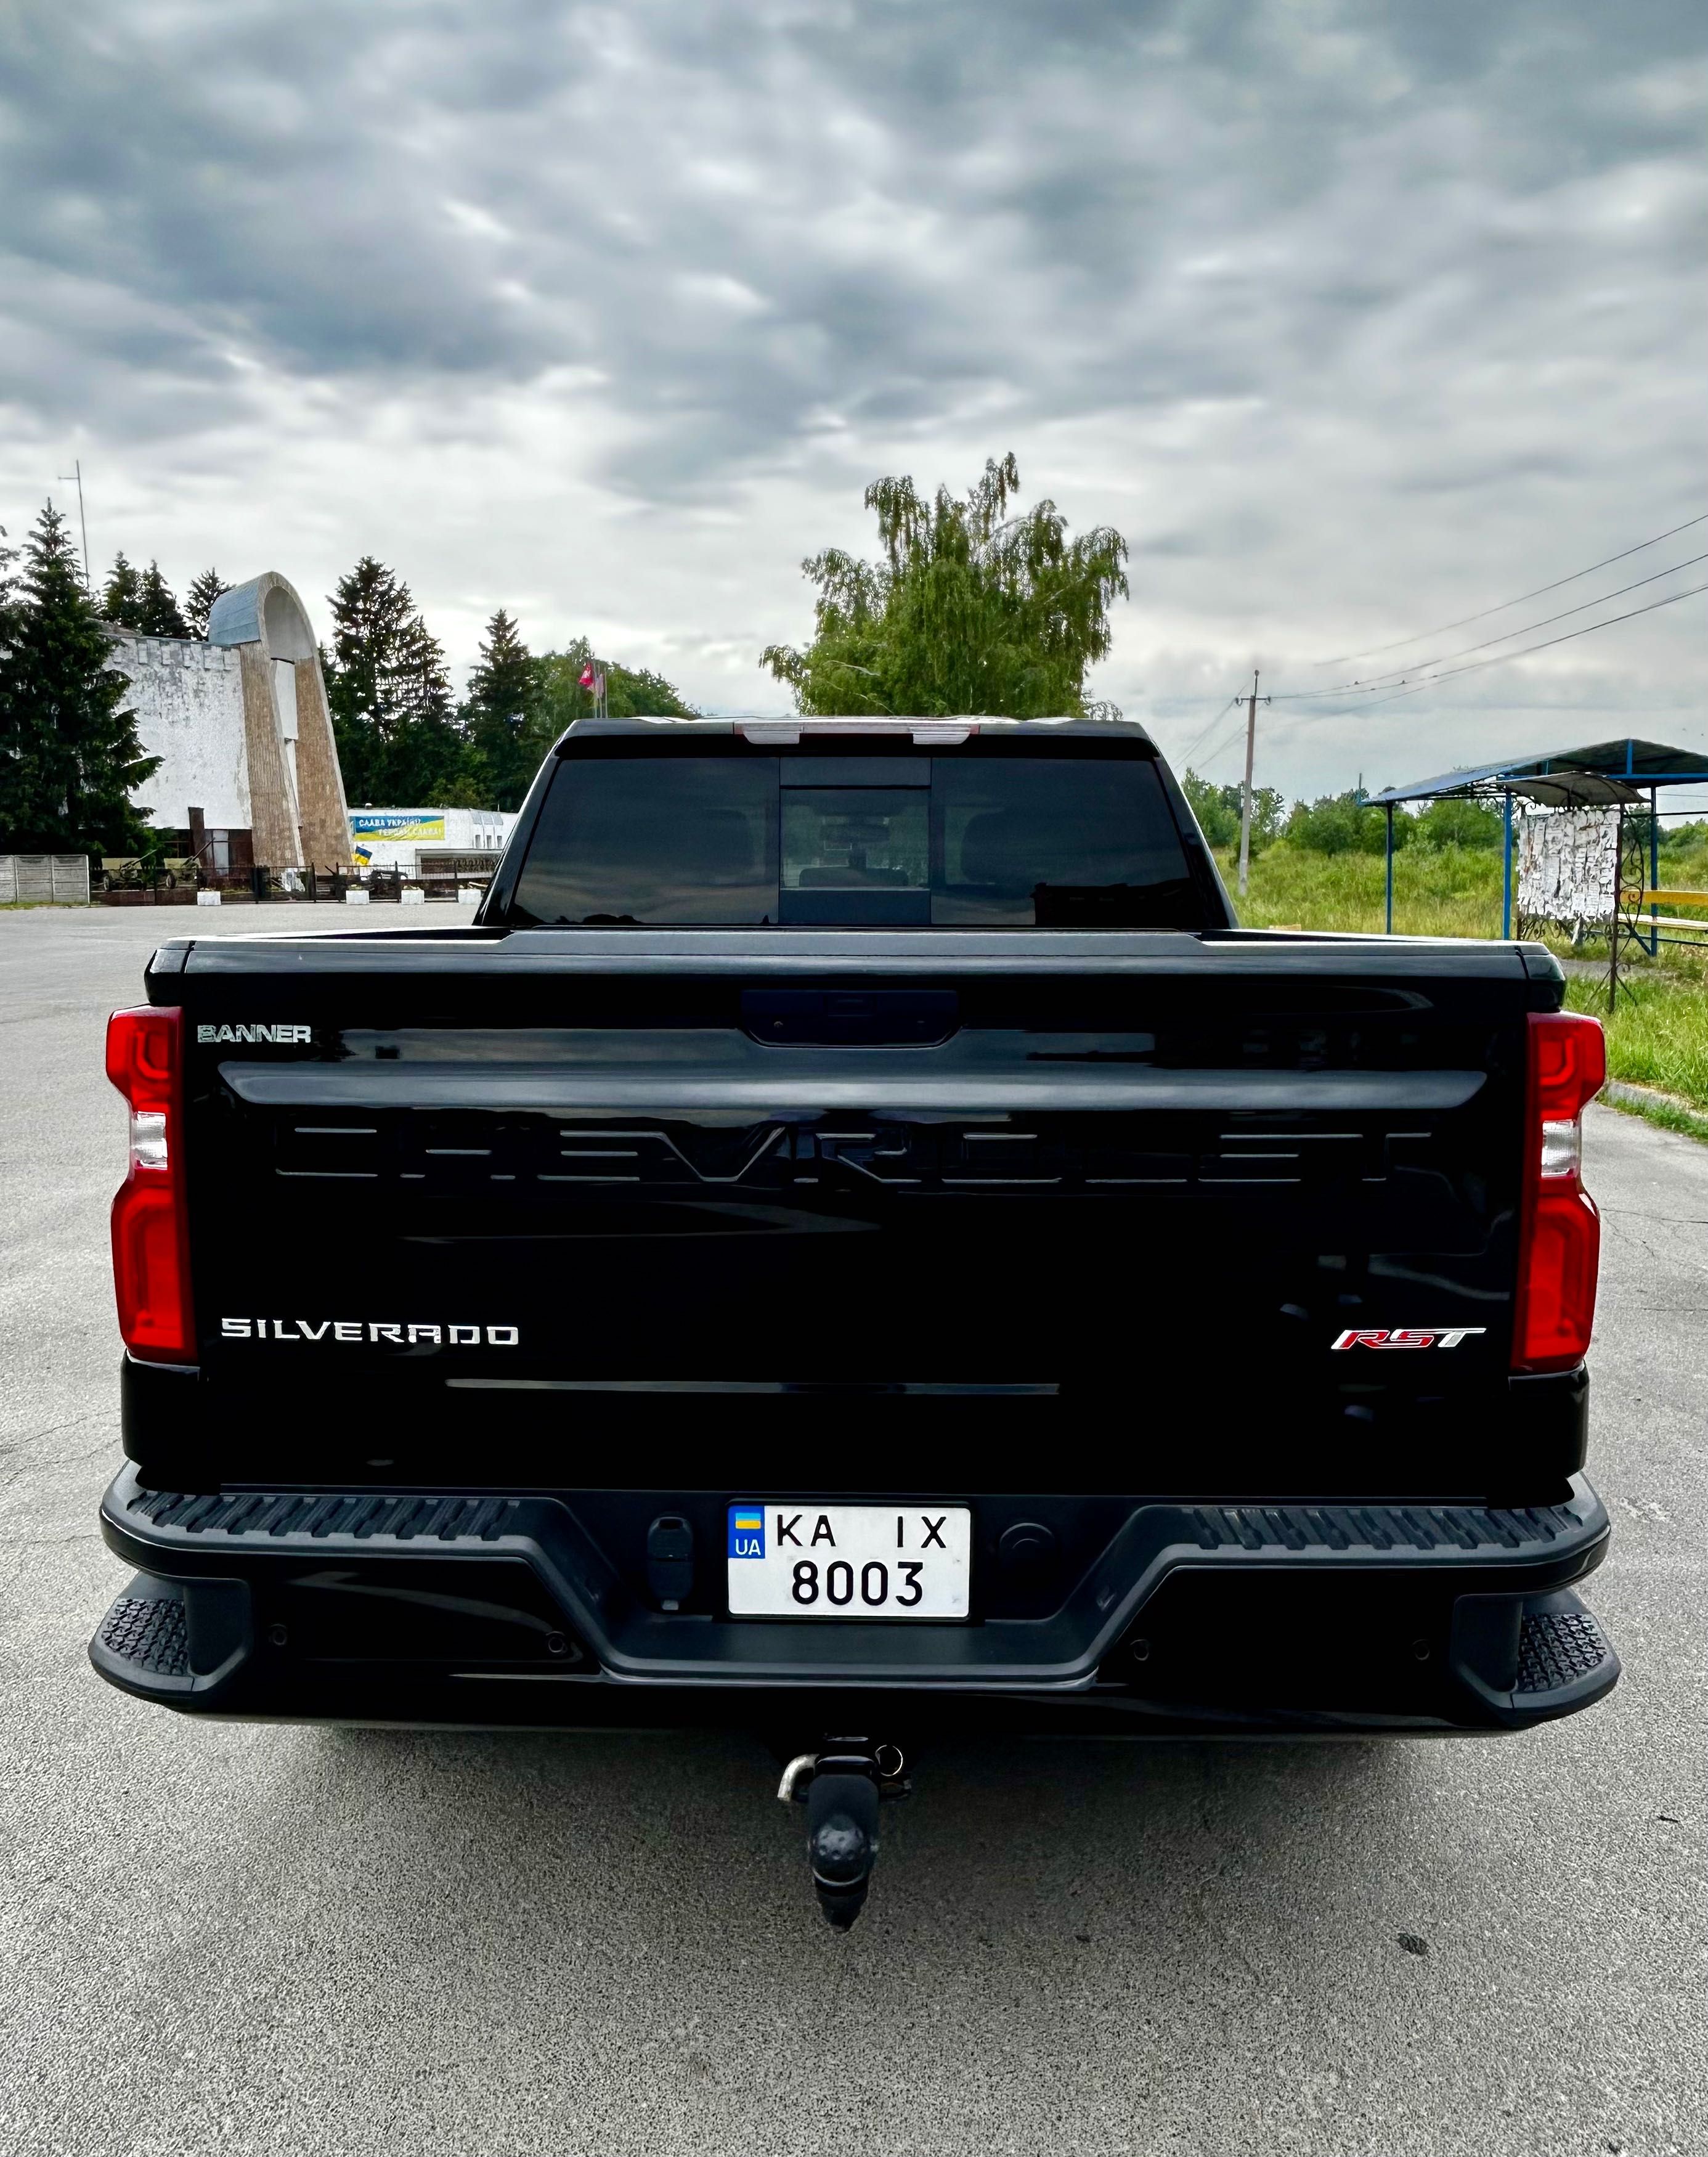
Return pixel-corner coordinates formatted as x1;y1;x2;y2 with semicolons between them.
1;905;1704;2156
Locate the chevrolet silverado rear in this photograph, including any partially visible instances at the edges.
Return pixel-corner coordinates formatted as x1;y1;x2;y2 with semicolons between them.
91;717;1617;1924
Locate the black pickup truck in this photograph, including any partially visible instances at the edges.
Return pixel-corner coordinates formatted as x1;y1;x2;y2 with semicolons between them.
93;716;1616;1923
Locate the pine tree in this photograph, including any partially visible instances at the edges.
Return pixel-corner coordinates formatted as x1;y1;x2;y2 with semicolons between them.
103;550;145;628
394;611;453;724
323;557;475;805
464;608;539;810
184;568;230;639
135;561;189;638
0;522;17;663
0;502;160;855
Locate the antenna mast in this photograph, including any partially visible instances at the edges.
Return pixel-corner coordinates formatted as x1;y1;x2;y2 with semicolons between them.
56;459;91;587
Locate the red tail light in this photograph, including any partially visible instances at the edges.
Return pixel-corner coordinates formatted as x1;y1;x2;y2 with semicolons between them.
106;1006;195;1362
1513;1011;1606;1372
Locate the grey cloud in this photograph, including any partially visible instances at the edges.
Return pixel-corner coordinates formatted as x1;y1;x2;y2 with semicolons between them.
0;0;1701;789
4;0;1698;488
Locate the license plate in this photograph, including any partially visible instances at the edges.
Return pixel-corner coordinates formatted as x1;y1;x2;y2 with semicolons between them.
726;1504;972;1618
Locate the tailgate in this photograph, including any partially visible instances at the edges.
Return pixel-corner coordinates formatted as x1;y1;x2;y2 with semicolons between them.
163;928;1550;1493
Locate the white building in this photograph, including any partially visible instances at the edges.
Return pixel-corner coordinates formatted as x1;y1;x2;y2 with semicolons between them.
349;807;519;876
108;571;351;873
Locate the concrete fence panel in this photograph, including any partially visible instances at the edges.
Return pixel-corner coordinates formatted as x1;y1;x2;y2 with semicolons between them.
1;855;91;904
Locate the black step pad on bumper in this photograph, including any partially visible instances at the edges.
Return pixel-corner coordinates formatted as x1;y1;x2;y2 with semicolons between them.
1446;1584;1620;1727
126;1486;523;1545
1181;1498;1587;1558
90;1572;251;1701
1519;1602;1612;1693
99;1592;188;1679
115;1477;1596;1567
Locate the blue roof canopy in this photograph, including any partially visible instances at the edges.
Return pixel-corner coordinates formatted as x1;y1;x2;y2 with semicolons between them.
1368;737;1708;810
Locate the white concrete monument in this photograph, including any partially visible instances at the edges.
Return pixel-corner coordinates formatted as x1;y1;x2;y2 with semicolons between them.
107;573;351;871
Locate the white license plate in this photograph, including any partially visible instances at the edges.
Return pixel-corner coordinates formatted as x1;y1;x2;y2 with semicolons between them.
726;1504;972;1618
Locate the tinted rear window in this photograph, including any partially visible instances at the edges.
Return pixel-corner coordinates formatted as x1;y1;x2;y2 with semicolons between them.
511;752;1199;928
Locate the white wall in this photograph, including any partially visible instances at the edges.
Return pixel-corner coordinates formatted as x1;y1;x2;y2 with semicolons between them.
108;634;249;829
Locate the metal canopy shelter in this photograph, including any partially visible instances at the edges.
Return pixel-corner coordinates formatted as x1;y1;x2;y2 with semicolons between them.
1365;738;1708;937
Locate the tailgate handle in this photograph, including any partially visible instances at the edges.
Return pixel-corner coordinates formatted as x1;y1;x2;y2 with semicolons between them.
742;990;960;1046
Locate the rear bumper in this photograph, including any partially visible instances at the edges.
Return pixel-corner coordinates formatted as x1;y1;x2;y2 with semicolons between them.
92;1465;1619;1736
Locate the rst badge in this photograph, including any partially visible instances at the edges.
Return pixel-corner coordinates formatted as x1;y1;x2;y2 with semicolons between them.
1331;1327;1487;1350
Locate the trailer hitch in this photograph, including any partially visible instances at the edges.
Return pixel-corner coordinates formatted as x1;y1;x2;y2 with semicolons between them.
778;1739;909;1930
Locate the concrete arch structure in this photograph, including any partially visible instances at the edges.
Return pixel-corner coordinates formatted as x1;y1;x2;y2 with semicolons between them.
208;573;350;869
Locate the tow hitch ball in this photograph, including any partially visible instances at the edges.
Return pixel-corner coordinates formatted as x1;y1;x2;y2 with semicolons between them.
778;1740;909;1930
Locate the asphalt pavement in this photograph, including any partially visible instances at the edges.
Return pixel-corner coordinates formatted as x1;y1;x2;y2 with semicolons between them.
2;905;1704;2157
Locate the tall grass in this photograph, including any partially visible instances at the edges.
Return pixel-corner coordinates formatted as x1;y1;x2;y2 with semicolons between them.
1218;841;1502;939
1564;964;1708;1111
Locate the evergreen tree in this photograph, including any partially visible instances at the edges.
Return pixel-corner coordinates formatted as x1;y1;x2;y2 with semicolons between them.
0;502;160;855
103;550;145;628
135;561;189;638
323;557;474;805
763;453;1128;717
394;611;454;725
463;608;540;810
0;522;17;659
184;568;231;639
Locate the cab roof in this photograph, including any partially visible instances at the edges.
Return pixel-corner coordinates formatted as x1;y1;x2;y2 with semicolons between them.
555;715;1158;751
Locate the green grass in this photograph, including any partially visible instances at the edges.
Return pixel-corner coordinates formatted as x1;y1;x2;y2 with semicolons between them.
1221;839;1708;1122
1563;963;1708;1115
1219;840;1502;939
1598;1087;1708;1148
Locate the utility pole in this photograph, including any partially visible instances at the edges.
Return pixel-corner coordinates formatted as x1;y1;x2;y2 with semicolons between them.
57;459;90;587
1236;668;1270;899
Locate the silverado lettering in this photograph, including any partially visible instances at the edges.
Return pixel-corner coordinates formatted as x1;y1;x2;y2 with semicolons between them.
219;1318;519;1345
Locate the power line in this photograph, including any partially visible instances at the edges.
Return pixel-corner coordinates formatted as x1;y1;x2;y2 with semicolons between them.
1311;508;1708;666
1298;576;1708;720
1192;716;1252;770
1273;547;1708;702
1172;696;1242;768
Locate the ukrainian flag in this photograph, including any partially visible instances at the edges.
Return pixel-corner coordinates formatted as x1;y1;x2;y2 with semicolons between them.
728;1506;766;1559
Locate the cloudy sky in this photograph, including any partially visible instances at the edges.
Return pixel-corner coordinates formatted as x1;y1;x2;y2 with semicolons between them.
1;0;1702;800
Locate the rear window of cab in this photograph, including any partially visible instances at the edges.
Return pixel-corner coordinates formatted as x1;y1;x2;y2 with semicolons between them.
510;751;1201;928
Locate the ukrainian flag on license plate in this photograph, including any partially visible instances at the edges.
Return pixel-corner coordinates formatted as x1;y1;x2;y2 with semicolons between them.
728;1506;765;1559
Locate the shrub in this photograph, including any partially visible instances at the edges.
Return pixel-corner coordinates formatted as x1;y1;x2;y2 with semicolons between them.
1181;769;1283;854
1411;797;1503;851
1284;790;1404;857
